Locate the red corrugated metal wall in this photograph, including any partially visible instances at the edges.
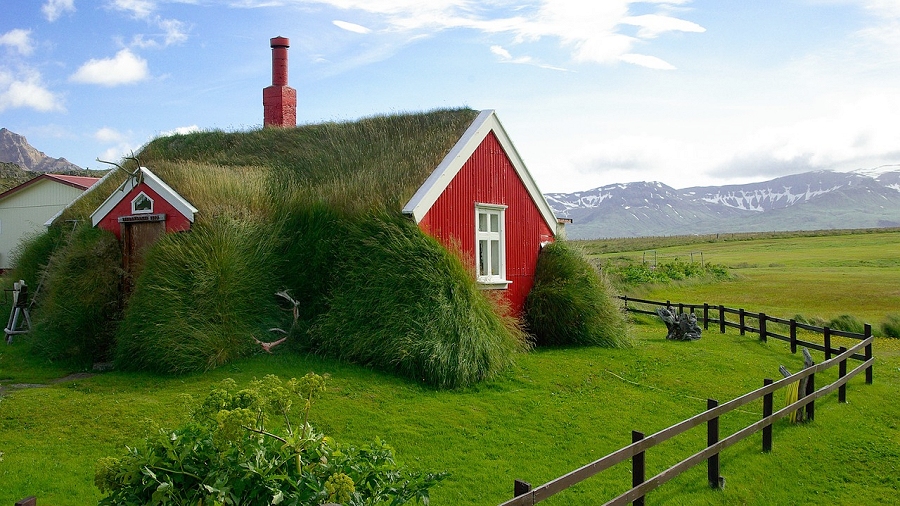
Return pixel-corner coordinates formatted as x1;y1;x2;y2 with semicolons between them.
418;132;554;314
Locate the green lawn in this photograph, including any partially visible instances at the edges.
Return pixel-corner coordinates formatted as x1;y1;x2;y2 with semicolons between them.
2;230;900;505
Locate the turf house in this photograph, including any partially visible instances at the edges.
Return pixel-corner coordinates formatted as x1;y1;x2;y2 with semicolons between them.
8;40;626;389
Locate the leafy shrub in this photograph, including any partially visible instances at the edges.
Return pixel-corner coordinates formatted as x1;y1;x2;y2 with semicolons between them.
525;241;630;347
115;219;283;373
310;213;529;388
604;258;730;288
95;374;445;505
31;225;122;363
881;315;900;338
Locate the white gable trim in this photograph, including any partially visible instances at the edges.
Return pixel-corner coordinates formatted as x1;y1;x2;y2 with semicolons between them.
90;167;198;227
402;110;557;235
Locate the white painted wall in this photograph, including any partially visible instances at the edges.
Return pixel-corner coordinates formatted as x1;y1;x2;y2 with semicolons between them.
0;179;87;270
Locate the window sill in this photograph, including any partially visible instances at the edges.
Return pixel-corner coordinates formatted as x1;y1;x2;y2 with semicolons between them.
477;279;511;290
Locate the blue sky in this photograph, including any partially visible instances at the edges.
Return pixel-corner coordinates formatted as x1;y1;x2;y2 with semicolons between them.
2;1;900;193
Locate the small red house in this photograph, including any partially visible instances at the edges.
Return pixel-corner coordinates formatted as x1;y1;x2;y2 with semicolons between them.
90;167;197;276
403;110;558;313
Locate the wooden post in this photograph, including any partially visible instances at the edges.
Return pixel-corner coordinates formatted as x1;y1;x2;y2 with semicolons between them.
707;399;722;489
759;313;767;342
15;498;36;506
719;305;726;334
514;479;532;498
632;431;646;506
739;309;745;336
678;302;684;315
789;319;797;354
805;372;815;422
838;347;847;404
824;327;832;360
703;303;709;330
762;379;773;452
864;324;873;385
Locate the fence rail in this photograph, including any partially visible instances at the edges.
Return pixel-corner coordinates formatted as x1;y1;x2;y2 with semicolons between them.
500;298;874;506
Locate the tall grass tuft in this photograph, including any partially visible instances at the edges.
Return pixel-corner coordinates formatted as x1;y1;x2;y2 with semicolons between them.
880;315;900;338
7;226;65;288
31;225;122;364
826;314;867;335
309;212;530;389
115;219;283;373
525;241;630;348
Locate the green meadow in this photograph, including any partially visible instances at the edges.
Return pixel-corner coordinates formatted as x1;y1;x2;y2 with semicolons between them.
2;230;899;505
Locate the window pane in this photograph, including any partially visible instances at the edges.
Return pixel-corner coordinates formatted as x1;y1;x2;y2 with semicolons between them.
491;239;500;275
490;213;499;233
478;213;488;232
479;239;488;276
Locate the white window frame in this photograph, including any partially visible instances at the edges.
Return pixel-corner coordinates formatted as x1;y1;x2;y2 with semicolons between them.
131;191;154;214
475;203;510;289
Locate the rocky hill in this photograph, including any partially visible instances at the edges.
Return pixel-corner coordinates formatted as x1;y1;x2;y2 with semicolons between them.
546;170;900;239
0;128;82;174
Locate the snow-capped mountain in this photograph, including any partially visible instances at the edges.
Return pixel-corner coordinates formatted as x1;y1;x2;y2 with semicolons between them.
546;170;900;239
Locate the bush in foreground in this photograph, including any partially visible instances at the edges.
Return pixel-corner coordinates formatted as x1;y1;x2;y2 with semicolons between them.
525;241;629;348
95;374;445;505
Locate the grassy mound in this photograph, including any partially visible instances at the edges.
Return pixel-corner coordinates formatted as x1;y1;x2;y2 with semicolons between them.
310;213;530;388
30;225;122;364
525;241;629;347
115;219;284;373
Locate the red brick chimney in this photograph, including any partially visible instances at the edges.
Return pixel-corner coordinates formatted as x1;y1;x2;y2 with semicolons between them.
263;36;296;128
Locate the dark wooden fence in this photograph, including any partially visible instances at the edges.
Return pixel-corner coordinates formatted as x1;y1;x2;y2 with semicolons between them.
500;298;874;506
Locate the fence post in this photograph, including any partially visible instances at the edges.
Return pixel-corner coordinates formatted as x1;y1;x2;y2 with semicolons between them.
707;399;722;489
759;313;767;342
805;372;815;422
622;295;628;311
739;309;745;336
15;498;36;506
838;347;848;404
514;480;532;499
703;303;709;330
719;305;726;334
762;379;773;452
789;319;797;354
864;324;873;385
824;327;832;360
632;430;646;506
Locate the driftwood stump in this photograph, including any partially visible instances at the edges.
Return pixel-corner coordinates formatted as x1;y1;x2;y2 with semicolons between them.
657;306;702;341
779;348;815;423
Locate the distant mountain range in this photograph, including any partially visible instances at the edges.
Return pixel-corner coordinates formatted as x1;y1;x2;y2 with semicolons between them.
546;170;900;239
0;128;82;174
0;128;100;192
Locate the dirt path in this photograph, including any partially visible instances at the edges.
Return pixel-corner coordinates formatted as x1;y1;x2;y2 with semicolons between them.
0;372;95;396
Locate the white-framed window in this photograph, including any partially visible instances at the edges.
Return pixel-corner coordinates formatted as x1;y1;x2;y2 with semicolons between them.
475;203;509;288
131;191;154;214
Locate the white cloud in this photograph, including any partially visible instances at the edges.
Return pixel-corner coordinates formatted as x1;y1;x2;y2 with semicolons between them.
490;45;512;59
621;14;706;39
333;20;372;34
232;0;704;69
160;125;200;136
69;49;150;86
111;0;155;19
42;0;76;22
0;29;33;55
618;53;676;69
94;127;127;143
0;69;65;112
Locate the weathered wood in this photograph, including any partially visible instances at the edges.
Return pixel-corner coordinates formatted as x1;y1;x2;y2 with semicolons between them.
514;480;532;498
865;324;873;384
759;313;767;342
15;497;37;506
838;347;847;403
703;303;709;330
824;327;832;360
739;309;745;335
790;319;797;353
719;305;726;334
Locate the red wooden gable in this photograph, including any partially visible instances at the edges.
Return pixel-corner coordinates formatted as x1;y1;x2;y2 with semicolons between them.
93;182;193;240
418;131;554;313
